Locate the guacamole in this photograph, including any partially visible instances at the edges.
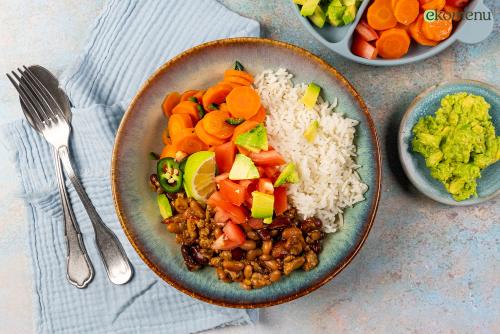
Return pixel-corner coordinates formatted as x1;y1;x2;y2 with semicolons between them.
412;92;499;201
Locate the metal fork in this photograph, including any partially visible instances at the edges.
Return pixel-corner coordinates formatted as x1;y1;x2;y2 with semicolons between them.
7;66;133;285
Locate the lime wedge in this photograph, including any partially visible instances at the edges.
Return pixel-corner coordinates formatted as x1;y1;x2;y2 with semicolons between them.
184;151;216;203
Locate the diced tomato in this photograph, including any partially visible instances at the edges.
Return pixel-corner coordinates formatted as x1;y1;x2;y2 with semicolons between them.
445;0;468;6
219;179;246;206
256;166;265;178
258;178;274;195
248;218;264;229
274;186;288;215
211;234;241;250
239;179;257;207
355;20;379;42
215;172;229;183
223;221;246;245
352;35;378;60
214;141;236;173
249;150;286;166
262;166;280;180
214;207;231;225
207;191;248;224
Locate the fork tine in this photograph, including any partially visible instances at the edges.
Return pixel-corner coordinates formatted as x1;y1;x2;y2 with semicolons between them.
10;70;50;123
6;72;44;126
22;66;65;119
16;67;56;121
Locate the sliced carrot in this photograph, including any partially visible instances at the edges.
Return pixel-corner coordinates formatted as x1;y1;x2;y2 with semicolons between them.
171;101;200;123
180;90;199;102
162;92;181;117
160;144;178;159
168;113;193;141
224;76;252;87
248;106;267;123
391;0;399;9
202;84;233;111
226;86;261;120
177;132;209;154
224;69;254;84
194;121;226;146
443;5;462;21
193;90;205;103
231;120;259;142
421;12;452;41
219;103;229;112
162;128;170;145
352;34;379;59
421;0;445;10
376;28;411;59
219;81;240;89
394;0;419;25
202;110;235;139
367;0;398;30
409;14;439;46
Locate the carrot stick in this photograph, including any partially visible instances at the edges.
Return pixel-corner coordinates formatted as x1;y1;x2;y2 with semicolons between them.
367;0;398;30
202;110;234;139
194;121;226;146
393;0;419;25
409;14;439;46
421;12;452;41
162;92;180;117
168;113;193;141
226;86;261;120
248;106;267;123
224;69;254;84
202;84;233;111
376;28;411;59
171;101;200;123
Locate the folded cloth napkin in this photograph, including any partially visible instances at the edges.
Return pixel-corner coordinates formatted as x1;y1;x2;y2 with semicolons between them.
0;1;260;333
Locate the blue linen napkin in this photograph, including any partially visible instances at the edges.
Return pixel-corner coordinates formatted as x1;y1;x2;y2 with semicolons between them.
0;1;260;333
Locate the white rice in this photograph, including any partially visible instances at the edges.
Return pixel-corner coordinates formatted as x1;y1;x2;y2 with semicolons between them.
254;68;368;233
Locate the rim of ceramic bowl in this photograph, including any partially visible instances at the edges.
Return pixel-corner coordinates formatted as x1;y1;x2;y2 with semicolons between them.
398;78;500;206
111;37;382;308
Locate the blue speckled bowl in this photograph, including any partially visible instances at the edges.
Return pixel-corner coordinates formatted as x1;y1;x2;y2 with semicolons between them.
399;80;500;205
112;38;381;308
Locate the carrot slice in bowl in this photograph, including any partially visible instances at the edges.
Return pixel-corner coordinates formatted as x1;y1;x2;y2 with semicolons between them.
420;0;445;10
421;12;452;41
202;84;233;111
248;106;267;123
376;28;411;59
160;143;178;159
172;127;208;154
171;101;200;123
194;121;226;146
224;69;254;84
202;110;234;139
226;86;261;120
162;128;170;145
224;76;252;87
168;113;193;141
162;92;180;118
367;0;398;30
409;14;439;46
393;0;419;25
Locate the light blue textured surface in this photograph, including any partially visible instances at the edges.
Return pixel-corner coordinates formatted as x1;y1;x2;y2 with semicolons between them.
0;1;260;333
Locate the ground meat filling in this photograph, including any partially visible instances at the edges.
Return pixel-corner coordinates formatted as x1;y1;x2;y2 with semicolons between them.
153;176;325;290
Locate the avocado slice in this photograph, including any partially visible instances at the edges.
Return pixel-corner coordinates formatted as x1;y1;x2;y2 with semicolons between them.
251;191;274;219
301;82;321;109
274;163;300;187
300;0;320;16
327;3;346;26
331;0;343;5
235;123;268;153
342;0;356;6
304;120;320;143
294;0;307;4
309;6;327;28
263;217;273;225
157;193;173;219
229;154;260;180
342;4;357;25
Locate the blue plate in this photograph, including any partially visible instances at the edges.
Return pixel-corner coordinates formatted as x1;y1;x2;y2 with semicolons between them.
398;79;499;205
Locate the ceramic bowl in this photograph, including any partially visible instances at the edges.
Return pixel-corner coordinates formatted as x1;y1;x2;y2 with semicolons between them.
112;38;381;307
290;0;494;66
398;79;499;205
